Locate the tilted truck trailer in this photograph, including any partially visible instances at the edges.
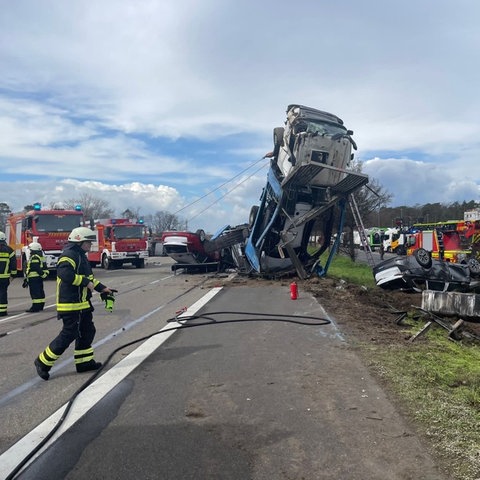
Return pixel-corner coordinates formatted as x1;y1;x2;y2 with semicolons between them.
244;104;368;278
87;218;149;269
5;203;84;274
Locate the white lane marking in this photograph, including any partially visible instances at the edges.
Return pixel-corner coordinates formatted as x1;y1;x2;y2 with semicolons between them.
0;273;176;325
0;286;223;479
0;305;56;325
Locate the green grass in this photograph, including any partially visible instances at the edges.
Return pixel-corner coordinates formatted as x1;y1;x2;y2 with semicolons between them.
321;252;480;480
320;252;376;287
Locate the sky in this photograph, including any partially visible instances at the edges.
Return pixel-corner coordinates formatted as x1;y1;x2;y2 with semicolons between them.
1;0;479;233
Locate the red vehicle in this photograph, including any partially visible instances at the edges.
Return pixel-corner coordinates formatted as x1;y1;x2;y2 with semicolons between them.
5;203;84;274
87;218;149;269
162;229;211;264
406;221;472;263
162;225;247;272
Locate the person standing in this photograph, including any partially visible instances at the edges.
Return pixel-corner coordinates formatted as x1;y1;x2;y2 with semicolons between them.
0;231;17;317
24;242;49;312
34;227;115;380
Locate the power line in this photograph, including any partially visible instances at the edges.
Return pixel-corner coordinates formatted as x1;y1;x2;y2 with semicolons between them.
172;156;268;217
187;163;267;223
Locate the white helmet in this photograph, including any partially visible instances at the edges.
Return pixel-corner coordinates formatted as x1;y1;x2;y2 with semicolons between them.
29;242;43;251
68;227;96;243
0;231;6;241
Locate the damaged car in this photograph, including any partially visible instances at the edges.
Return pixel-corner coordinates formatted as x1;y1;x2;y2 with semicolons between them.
373;247;480;292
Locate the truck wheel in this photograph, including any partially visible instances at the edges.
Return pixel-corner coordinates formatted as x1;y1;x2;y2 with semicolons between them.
249;205;259;228
134;259;145;269
414;248;432;268
272;127;284;157
102;255;112;270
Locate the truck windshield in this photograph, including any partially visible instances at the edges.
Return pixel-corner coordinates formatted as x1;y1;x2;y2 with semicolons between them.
304;120;347;136
113;225;145;239
34;214;83;232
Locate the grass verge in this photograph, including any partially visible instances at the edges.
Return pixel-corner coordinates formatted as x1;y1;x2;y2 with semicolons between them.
325;253;480;480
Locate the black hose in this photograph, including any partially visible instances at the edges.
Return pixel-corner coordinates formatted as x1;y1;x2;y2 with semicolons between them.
6;311;330;479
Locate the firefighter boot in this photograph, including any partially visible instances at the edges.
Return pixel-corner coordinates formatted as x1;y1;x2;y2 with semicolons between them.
34;358;51;381
76;360;102;373
26;305;44;312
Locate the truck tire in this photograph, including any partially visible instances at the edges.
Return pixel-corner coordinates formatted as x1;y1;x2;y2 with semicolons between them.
249;205;259;228
414;248;432;269
272;127;284;157
196;229;206;242
102;254;112;270
134;259;145;269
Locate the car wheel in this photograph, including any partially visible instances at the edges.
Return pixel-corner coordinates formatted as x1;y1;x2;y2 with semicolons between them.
467;258;480;277
196;229;206;242
414;248;432;268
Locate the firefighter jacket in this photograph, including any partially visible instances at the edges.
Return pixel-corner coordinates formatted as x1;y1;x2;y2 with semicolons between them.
0;242;17;279
26;253;49;280
56;243;107;312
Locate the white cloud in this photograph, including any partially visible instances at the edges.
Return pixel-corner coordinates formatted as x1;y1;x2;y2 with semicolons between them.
363;157;480;206
1;0;480;235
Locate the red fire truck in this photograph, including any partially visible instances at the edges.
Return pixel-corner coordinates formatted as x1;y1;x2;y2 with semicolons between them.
405;221;472;263
87;218;149;269
5;203;84;274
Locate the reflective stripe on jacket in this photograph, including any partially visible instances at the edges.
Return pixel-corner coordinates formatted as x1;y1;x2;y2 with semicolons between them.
0;243;17;279
56;243;106;312
26;253;49;279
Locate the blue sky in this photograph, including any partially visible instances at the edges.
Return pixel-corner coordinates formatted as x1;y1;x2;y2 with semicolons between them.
1;0;479;233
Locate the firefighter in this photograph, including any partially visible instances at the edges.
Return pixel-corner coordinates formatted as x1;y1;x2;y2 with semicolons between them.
0;231;17;316
24;242;49;312
34;227;115;380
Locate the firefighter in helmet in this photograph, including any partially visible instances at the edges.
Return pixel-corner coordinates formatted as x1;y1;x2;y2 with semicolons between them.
0;231;17;316
24;242;49;312
34;227;116;380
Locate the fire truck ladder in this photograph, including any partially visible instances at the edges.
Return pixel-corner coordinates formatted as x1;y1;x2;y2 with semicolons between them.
348;194;376;268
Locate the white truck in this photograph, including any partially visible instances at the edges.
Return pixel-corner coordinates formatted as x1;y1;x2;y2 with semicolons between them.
382;227;407;254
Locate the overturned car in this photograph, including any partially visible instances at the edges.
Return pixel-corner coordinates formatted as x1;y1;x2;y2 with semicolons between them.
373;247;480;292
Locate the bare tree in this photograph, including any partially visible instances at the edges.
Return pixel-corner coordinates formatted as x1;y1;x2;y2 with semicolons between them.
0;202;11;231
122;207;141;220
149;210;186;233
342;161;392;260
64;193;114;221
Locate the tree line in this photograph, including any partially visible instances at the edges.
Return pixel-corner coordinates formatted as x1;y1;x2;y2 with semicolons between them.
371;200;479;228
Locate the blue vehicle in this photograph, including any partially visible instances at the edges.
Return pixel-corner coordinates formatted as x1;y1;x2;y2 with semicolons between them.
243;104;368;278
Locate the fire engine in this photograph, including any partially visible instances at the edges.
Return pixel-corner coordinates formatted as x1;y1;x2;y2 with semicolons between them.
405;221;472;263
5;203;84;274
87;218;149;269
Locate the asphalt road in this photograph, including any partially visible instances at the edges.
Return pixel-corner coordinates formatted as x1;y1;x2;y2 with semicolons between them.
0;258;446;480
